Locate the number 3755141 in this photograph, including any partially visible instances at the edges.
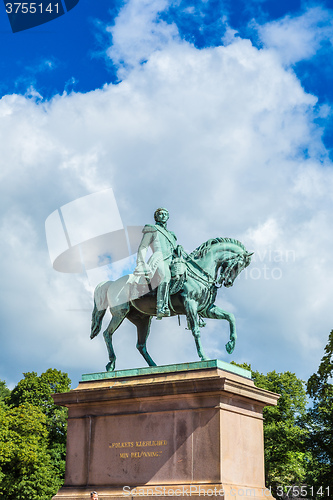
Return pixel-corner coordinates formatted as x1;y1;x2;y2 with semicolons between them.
5;3;60;14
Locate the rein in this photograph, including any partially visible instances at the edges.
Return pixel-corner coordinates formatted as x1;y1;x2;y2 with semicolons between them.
185;251;244;289
185;255;225;288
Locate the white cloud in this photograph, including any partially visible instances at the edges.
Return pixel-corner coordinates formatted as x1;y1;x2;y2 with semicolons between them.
1;1;333;386
106;0;179;76
256;6;333;65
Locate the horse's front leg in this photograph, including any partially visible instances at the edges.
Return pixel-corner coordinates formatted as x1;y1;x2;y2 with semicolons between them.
185;299;209;361
204;304;237;354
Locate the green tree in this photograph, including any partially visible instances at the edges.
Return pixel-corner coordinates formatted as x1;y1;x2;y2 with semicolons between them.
253;369;309;490
306;330;333;494
233;363;310;494
2;368;71;497
0;380;10;404
9;368;70;450
0;403;63;499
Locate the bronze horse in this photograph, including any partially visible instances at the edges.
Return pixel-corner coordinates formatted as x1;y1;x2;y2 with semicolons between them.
91;238;252;371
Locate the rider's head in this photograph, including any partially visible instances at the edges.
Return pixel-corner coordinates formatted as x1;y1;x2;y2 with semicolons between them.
154;208;169;223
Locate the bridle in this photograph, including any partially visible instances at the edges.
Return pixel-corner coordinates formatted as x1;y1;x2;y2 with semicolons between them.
218;254;247;287
186;254;245;289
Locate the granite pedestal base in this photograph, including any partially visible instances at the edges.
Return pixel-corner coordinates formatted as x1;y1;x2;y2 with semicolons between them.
52;361;279;500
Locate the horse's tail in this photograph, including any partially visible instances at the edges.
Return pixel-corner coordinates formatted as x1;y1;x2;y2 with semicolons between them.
90;281;110;339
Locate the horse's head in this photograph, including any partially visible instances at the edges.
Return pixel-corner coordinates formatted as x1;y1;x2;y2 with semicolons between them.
218;251;253;288
189;237;253;287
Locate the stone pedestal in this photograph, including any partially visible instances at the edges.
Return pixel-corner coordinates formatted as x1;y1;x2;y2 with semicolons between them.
52;360;278;500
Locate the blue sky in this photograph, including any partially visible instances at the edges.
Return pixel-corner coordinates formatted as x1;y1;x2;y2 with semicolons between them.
1;0;333;150
1;0;333;388
0;1;117;96
0;1;332;105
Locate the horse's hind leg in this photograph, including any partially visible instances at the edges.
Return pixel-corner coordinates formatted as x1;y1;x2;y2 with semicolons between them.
103;306;128;371
128;314;156;367
137;316;157;367
204;304;236;354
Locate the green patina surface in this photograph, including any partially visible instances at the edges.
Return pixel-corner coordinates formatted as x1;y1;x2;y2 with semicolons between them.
81;359;251;382
91;209;253;374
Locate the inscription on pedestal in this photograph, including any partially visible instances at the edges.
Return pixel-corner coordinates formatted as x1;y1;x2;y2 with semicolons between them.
109;440;168;459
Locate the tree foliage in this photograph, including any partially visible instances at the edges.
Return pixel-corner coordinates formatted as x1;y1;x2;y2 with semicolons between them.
9;368;70;449
234;330;333;500
306;330;333;493
0;369;71;499
233;362;309;494
0;403;62;499
0;380;10;404
252;369;309;489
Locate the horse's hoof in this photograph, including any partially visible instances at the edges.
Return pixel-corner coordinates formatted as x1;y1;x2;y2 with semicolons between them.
225;341;235;354
106;361;115;372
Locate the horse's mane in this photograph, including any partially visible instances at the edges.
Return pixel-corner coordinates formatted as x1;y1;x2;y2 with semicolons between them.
189;237;247;259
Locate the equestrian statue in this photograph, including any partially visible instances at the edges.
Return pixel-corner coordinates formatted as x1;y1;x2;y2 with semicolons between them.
91;208;253;371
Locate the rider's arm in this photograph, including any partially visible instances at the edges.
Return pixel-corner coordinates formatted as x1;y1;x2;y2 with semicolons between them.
136;231;153;266
134;225;157;276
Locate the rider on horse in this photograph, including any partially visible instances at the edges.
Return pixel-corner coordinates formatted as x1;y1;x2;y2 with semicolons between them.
134;208;178;319
92;226;253;371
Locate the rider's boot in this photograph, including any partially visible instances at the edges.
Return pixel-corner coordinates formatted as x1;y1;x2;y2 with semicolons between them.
156;282;170;319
